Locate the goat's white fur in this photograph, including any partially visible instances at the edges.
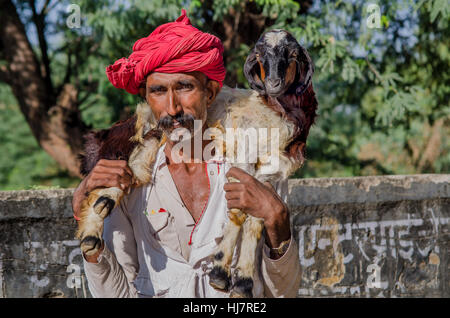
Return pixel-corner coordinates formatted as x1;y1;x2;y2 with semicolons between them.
264;29;287;48
207;86;299;297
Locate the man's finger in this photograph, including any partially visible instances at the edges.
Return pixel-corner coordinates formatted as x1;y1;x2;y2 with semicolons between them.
225;191;241;200
225;167;252;182
88;176;128;192
97;165;133;178
97;160;133;177
98;159;128;167
123;164;134;178
223;182;245;192
226;199;243;210
87;178;114;191
96;166;132;179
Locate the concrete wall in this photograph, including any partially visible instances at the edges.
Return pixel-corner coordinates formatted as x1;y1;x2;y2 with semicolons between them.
0;174;448;298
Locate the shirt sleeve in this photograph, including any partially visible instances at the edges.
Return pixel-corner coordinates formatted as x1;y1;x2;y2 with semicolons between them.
261;178;301;298
261;234;301;298
83;197;139;298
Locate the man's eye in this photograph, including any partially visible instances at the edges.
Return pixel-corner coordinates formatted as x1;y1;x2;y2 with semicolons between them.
149;87;166;94
178;84;194;90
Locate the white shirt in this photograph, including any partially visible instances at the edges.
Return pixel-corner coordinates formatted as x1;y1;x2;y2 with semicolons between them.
83;144;301;298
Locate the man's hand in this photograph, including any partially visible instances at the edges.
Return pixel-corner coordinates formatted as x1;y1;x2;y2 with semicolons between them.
72;159;135;220
224;167;291;250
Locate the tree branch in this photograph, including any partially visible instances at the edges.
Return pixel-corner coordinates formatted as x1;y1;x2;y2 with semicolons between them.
365;57;383;83
29;0;54;100
56;49;72;97
365;57;398;94
40;0;51;15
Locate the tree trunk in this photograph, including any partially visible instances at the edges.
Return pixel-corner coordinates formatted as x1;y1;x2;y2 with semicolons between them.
0;0;88;177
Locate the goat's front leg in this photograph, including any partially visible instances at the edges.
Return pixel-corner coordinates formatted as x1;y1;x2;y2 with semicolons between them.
209;207;246;292
230;215;264;298
76;187;124;256
209;174;246;292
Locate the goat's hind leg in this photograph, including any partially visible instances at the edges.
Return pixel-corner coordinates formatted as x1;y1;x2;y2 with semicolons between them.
209;208;246;292
76;187;124;256
230;215;264;298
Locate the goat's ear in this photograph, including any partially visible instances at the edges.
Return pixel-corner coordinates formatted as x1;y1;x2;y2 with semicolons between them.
244;50;266;95
295;46;314;96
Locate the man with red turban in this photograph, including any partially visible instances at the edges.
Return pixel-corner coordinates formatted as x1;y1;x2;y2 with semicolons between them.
72;9;301;298
106;9;226;95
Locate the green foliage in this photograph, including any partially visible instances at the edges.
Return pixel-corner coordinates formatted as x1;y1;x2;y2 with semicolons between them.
277;0;450;177
0;85;79;190
0;0;448;189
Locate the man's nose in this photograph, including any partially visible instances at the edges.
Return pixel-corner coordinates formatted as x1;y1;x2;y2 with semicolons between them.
166;90;182;116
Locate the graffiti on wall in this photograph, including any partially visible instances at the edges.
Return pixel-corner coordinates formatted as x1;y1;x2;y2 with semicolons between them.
22;239;88;298
296;208;448;297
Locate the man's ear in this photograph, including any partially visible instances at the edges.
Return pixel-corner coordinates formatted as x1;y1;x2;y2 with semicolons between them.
138;87;146;99
206;80;221;107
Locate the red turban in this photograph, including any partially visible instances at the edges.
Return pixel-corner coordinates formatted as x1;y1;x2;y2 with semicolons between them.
106;9;226;95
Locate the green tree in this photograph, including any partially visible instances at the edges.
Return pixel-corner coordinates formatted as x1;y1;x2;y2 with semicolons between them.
288;0;450;177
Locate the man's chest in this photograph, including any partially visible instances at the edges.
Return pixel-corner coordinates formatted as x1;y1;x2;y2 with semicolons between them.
167;163;211;222
139;160;227;261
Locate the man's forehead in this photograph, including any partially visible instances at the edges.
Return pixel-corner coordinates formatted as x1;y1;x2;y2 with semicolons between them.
146;71;208;85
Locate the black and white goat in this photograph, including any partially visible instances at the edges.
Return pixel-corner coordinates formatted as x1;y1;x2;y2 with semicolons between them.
75;29;318;298
207;29;317;297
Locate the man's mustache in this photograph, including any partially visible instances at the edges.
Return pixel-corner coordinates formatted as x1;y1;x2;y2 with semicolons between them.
157;113;195;132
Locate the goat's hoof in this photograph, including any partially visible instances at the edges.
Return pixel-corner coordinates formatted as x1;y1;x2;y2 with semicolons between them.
80;236;103;256
94;196;115;218
208;266;231;292
230;277;253;298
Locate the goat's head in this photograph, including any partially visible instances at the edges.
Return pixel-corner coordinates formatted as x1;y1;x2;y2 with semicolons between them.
244;29;314;97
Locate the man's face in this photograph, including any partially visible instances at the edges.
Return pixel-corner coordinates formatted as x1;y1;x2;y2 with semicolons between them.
142;71;219;136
